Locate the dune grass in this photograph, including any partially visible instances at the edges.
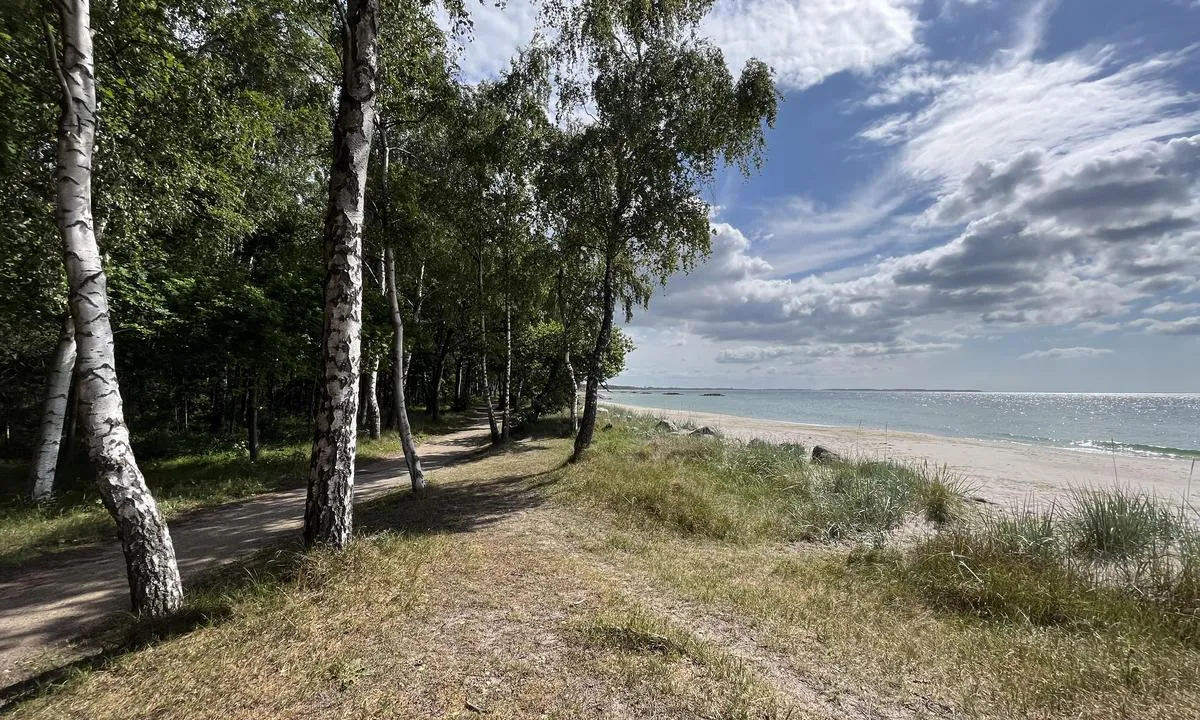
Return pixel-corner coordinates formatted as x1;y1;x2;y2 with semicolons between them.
563;410;968;544
0;410;469;568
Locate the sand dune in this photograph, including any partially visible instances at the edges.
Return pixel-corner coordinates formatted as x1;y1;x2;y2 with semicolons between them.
603;401;1198;507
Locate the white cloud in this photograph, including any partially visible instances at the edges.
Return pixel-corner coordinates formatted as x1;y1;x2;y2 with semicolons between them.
863;45;1198;188
715;346;794;363
448;0;924;89
702;0;922;90
1144;300;1200;315
440;1;540;82
1020;347;1114;360
1134;316;1200;335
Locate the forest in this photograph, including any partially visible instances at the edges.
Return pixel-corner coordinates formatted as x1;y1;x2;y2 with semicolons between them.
0;0;776;615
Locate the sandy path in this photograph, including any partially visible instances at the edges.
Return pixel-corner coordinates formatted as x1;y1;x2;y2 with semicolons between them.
605;402;1198;507
0;418;492;683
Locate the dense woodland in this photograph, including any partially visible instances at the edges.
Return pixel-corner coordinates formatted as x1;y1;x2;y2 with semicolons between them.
0;0;775;615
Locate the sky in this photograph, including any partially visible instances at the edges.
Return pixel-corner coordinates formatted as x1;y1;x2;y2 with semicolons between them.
447;0;1200;392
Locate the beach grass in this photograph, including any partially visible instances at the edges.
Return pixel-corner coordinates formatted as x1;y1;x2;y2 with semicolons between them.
567;408;968;544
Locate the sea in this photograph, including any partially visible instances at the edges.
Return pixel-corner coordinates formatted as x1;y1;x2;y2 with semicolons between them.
604;388;1200;460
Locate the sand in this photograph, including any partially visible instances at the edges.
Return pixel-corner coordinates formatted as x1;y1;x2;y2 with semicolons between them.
603;401;1199;508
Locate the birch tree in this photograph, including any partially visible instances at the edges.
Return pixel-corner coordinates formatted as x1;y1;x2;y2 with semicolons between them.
550;0;778;462
28;313;75;501
48;0;183;615
304;0;380;549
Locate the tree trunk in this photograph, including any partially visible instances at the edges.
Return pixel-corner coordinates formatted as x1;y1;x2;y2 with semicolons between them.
246;370;259;462
426;331;449;421
363;356;381;440
50;0;183;615
566;348;579;435
454;358;473;411
403;262;424;384
571;253;615;462
29;314;76;501
304;0;379;550
502;304;511;440
385;246;425;490
477;251;500;443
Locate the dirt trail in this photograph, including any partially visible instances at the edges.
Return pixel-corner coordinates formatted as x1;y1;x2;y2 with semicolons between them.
0;418;493;682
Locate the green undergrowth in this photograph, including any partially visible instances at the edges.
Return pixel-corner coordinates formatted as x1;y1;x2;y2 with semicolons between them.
0;410;468;568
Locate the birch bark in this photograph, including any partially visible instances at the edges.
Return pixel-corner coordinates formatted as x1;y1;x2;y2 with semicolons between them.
385;247;426;490
571;253;615;462
29;314;76;501
51;0;183;614
304;0;379;549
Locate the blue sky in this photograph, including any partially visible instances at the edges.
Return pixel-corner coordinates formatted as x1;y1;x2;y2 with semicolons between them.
451;0;1200;391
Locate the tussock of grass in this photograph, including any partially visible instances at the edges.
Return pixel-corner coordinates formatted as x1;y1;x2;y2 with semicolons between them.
574;602;785;718
1067;485;1182;560
906;528;1107;626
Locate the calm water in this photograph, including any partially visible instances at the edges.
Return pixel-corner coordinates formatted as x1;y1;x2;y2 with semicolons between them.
605;389;1200;459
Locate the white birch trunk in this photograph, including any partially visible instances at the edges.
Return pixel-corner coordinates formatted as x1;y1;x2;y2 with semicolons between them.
402;262;423;384
51;0;183;615
477;252;500;443
566;349;579;435
304;0;379;549
385;247;426;490
29;314;76;501
502;303;511;440
363;357;381;440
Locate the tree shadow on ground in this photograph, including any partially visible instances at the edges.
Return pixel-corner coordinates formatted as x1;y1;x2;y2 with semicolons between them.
0;542;309;710
2;434;567;708
359;449;565;536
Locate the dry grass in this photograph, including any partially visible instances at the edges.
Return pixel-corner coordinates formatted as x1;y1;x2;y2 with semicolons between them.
9;413;1200;719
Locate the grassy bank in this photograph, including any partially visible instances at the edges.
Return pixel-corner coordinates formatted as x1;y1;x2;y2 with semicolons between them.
0;411;469;568
8;410;1199;718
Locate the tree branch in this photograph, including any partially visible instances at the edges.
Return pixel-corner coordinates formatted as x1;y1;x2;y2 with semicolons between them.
41;14;71;114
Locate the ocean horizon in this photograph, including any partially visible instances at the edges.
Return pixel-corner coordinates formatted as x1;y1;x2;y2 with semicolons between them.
604;387;1200;460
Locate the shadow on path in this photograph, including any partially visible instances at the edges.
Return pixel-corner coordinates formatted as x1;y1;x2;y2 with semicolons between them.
0;414;502;693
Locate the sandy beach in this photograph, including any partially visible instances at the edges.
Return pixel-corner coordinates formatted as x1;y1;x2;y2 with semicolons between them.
603;401;1198;507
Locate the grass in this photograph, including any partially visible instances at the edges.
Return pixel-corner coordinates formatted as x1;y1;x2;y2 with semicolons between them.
1067;485;1183;559
7;409;1200;719
0;410;470;567
560;413;1200;717
562;409;967;544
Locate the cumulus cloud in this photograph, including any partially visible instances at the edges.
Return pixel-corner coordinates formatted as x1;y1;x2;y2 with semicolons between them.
701;0;921;90
445;0;924;89
1020;347;1114;360
639;128;1200;362
439;1;540;82
862;45;1197;187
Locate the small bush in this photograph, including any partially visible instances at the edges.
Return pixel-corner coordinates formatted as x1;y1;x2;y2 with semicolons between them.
797;461;916;540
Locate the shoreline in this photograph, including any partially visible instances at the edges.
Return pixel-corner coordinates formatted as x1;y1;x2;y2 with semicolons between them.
602;401;1198;507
